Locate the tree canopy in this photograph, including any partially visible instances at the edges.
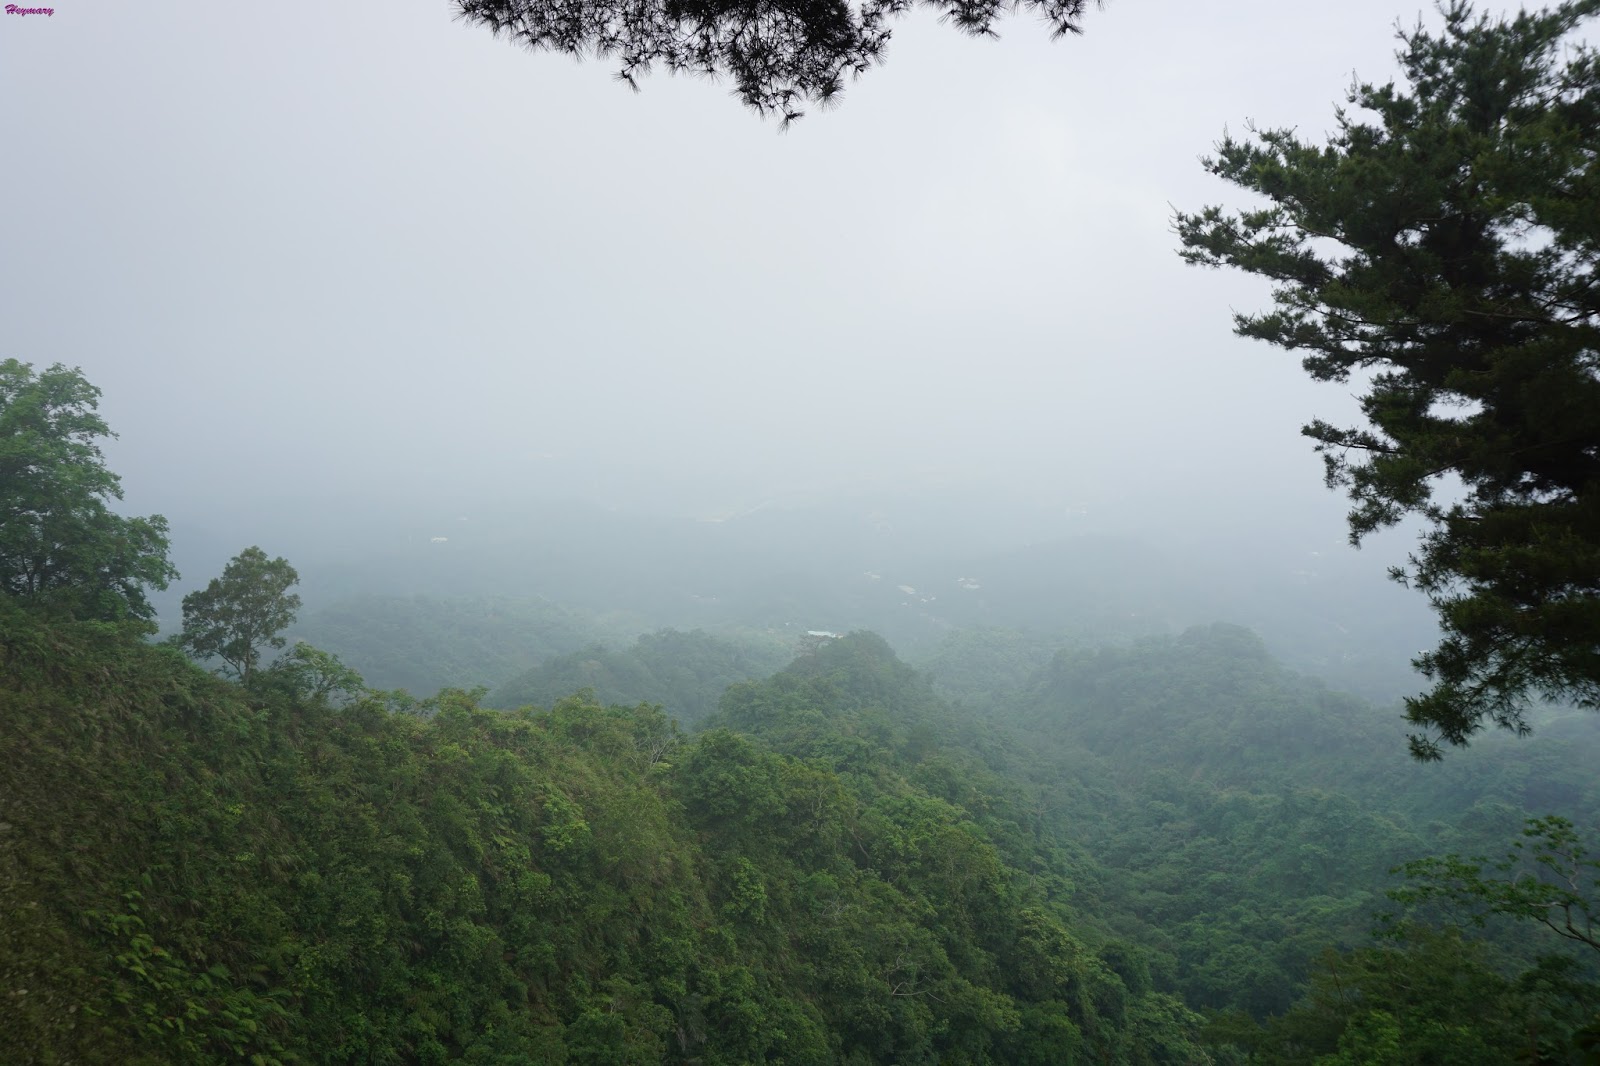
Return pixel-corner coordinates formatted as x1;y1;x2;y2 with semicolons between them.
0;359;176;626
1175;0;1600;758
454;0;1096;124
179;547;303;683
1393;815;1600;955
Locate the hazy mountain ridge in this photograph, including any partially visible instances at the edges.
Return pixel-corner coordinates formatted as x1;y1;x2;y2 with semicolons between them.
222;490;1438;706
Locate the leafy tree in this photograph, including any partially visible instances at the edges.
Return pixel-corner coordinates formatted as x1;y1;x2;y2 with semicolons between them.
1392;815;1600;954
1176;1;1600;759
454;0;1096;125
0;359;176;626
1231;928;1596;1065
258;641;367;706
179;547;302;683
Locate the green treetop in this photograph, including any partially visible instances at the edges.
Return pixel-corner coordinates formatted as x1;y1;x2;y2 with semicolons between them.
179;547;303;683
0;359;176;627
1176;1;1600;758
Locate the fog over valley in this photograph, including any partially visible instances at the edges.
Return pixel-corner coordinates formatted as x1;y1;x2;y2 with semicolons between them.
4;0;1597;1061
5;0;1444;697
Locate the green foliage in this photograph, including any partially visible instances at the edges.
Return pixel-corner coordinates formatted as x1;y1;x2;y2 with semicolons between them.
1226;928;1599;1065
1392;815;1600;954
256;641;368;707
86;892;293;1065
0;359;176;626
701;634;1215;1063
1176;0;1600;757
490;628;791;726
179;547;303;683
912;626;1063;707
290;594;633;695
0;611;1216;1063
1;612;709;1063
1023;625;1397;784
947;622;1600;1023
8;564;1599;1061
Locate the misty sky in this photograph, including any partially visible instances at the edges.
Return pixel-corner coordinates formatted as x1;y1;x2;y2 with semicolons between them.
1;0;1496;582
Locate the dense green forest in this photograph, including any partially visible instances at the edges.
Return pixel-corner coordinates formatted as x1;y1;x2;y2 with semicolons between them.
487;629;794;726
4;605;1219;1063
2;350;1597;1059
6;1;1600;1060
6;591;1600;1061
285;596;643;697
2;355;1599;1061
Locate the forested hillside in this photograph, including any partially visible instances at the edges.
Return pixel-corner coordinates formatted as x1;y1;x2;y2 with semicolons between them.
1;352;1594;1060
925;625;1600;1027
6;599;1598;1062
488;629;793;726
3;608;1218;1064
284;595;641;696
6;0;1600;1057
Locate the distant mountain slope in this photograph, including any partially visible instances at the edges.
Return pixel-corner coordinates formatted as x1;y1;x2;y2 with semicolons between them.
488;628;793;726
758;627;1600;1024
4;607;1211;1064
198;490;1439;703
288;594;637;694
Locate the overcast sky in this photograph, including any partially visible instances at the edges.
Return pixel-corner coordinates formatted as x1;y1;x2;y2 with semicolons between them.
1;0;1502;578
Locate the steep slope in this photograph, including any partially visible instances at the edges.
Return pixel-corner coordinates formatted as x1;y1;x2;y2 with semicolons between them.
1;608;1205;1064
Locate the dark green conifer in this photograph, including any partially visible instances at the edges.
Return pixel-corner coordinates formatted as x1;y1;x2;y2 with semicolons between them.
1177;1;1600;757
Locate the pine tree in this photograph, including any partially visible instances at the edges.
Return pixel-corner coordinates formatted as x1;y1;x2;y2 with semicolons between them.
455;0;1096;124
1176;1;1600;757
